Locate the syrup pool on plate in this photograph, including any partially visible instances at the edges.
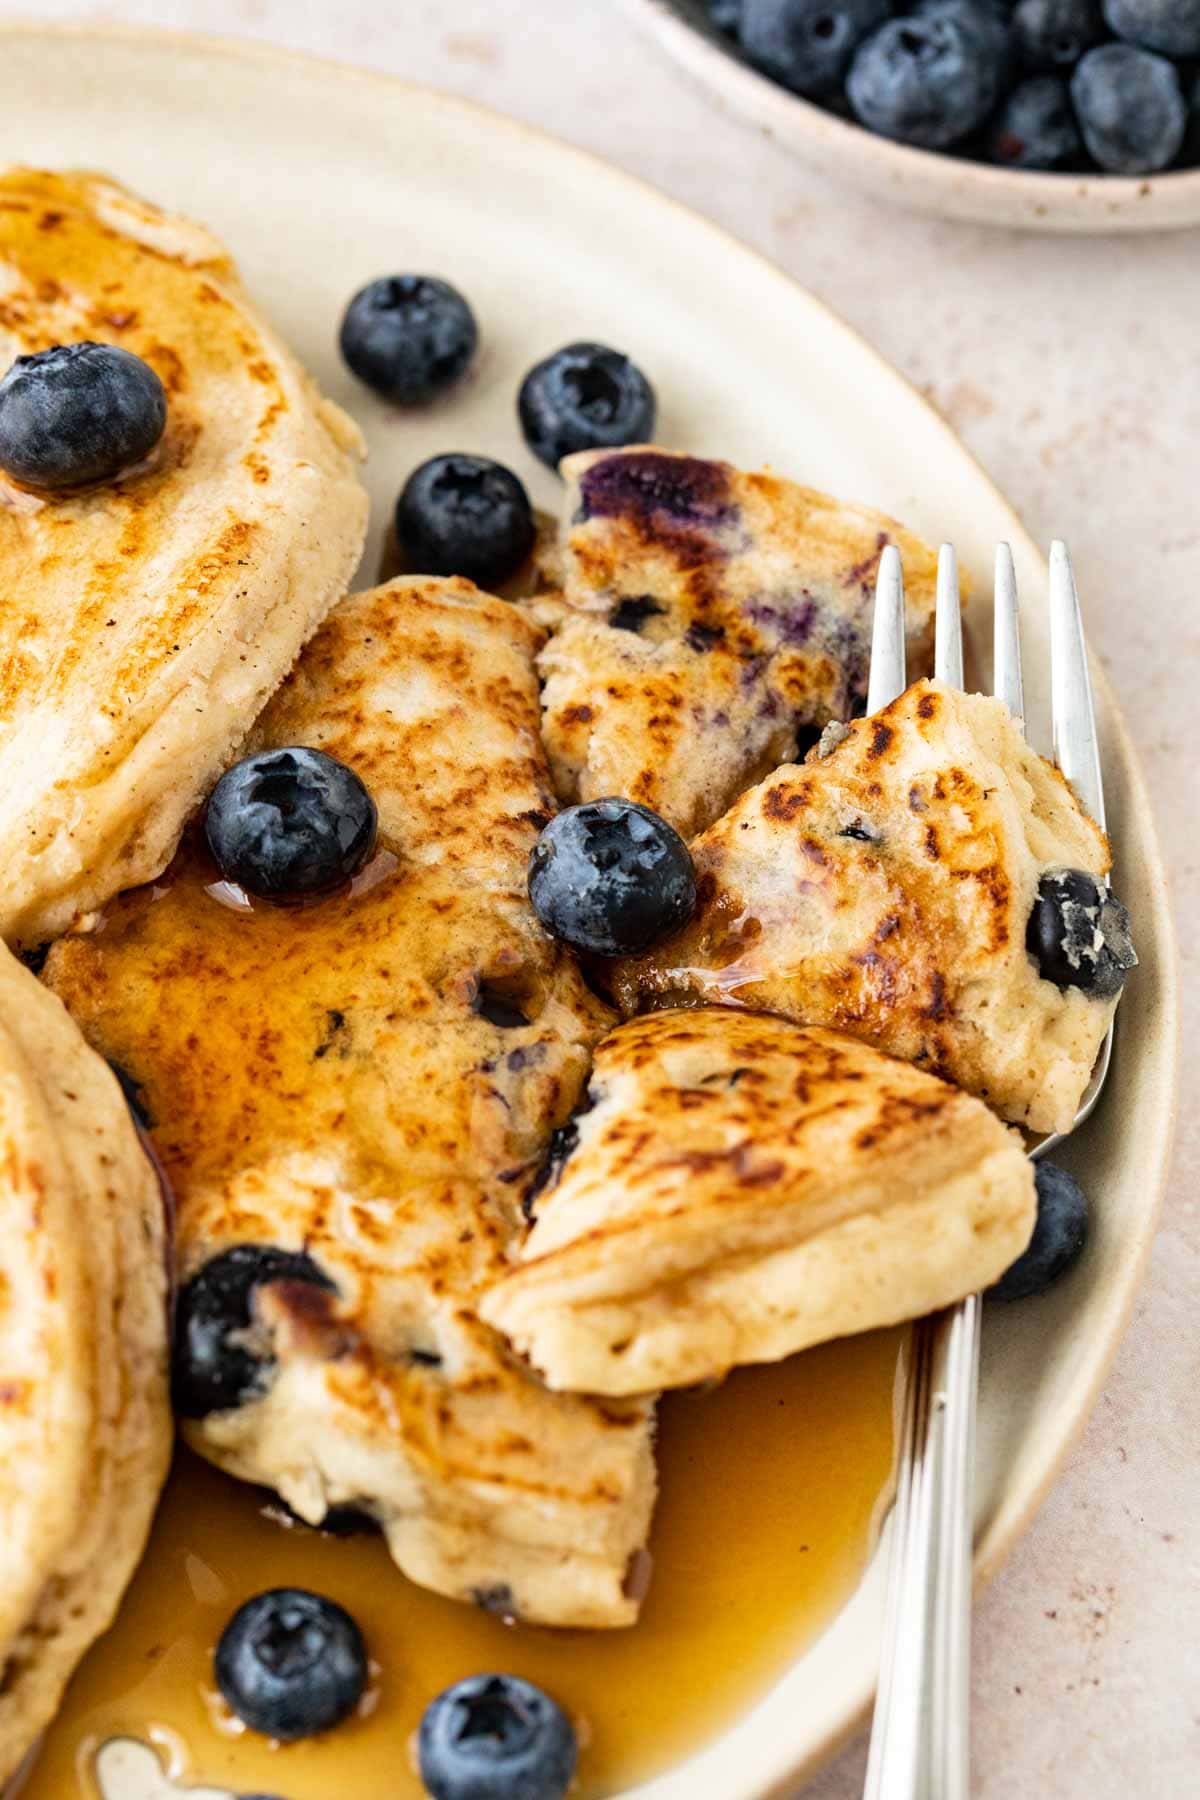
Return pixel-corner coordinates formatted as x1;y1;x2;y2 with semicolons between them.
20;1329;901;1800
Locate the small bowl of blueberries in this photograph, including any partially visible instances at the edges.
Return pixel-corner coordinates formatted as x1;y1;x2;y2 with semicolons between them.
624;0;1200;230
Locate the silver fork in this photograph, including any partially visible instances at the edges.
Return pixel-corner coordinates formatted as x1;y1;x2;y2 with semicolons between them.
861;538;1113;1800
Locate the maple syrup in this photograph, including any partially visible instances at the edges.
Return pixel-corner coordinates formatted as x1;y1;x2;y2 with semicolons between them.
35;612;903;1797
20;1329;900;1800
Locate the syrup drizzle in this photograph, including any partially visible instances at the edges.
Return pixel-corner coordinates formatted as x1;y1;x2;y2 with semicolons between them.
19;1331;901;1800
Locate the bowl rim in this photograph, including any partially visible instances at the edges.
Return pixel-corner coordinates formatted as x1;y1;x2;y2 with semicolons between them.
622;0;1200;231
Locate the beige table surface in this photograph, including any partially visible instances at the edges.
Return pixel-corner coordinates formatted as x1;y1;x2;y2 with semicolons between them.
23;0;1199;1792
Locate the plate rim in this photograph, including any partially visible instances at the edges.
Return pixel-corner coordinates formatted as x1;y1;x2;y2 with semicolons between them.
0;19;1180;1796
620;0;1200;235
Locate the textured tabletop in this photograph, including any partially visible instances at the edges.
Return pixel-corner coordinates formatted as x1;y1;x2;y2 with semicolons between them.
26;0;1200;1792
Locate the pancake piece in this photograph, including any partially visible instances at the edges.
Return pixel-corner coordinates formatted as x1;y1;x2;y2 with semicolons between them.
47;577;656;1630
483;1010;1034;1396
615;680;1115;1136
0;168;368;949
0;945;169;1787
530;446;941;837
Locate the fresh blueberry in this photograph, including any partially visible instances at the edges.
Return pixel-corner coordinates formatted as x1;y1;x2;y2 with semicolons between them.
709;0;744;31
518;343;655;472
396;453;535;588
739;0;892;101
340;276;476;404
988;76;1084;166
916;0;1017;79
205;747;377;903
989;1161;1088;1301
528;800;697;958
1102;0;1200;58
173;1245;337;1419
1012;0;1105;72
1026;868;1136;997
1071;43;1187;171
848;14;1006;148
418;1674;577;1800
215;1588;367;1741
0;341;165;491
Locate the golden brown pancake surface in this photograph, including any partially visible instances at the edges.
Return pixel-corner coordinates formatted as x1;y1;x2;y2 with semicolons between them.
614;679;1116;1135
528;446;942;837
0;168;367;948
47;577;655;1629
482;1007;1034;1395
0;945;169;1786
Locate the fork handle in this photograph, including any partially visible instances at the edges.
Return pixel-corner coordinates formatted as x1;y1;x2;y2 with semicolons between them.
863;1296;981;1800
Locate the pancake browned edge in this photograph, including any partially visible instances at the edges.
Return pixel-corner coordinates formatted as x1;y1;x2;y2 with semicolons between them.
46;576;656;1631
525;445;943;838
615;680;1117;1136
0;169;368;950
483;1009;1035;1397
0;945;170;1787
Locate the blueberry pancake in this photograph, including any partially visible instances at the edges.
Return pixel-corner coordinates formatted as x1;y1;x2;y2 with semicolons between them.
0;168;367;950
614;680;1134;1136
530;445;942;837
0;944;169;1786
482;1009;1035;1396
46;576;656;1630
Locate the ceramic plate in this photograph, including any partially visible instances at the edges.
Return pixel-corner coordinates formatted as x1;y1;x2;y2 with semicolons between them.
0;23;1178;1800
623;0;1200;235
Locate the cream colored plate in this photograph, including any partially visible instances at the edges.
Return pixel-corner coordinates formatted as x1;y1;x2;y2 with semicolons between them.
0;23;1177;1800
623;0;1200;235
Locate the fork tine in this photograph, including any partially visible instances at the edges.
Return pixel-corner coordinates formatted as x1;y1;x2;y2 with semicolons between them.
993;545;1025;733
1049;540;1106;832
934;544;963;688
867;544;907;714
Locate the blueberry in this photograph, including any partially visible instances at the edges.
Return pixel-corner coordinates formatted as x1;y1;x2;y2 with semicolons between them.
0;341;165;491
518;343;655;472
1071;43;1187;171
739;0;891;101
709;0;744;32
988;76;1084;166
1012;0;1105;72
1026;868;1136;997
1102;0;1200;58
173;1245;337;1419
418;1674;577;1800
205;747;377;903
339;276;477;404
215;1588;367;1741
528;800;697;958
396;453;535;588
848;15;1005;148
989;1161;1088;1301
916;0;1017;78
